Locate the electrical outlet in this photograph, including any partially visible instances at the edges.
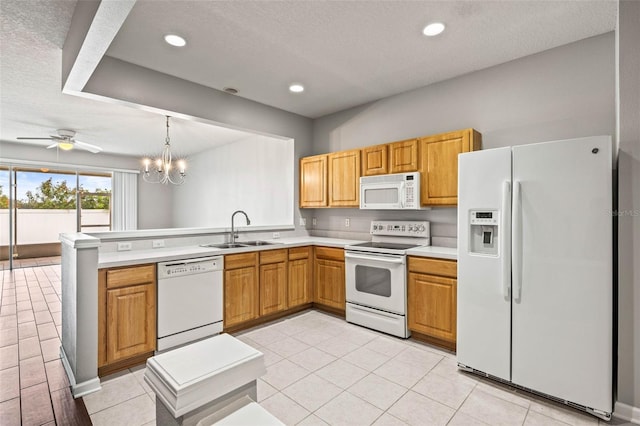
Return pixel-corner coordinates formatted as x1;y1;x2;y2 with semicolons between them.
345;218;350;228
152;239;165;249
117;242;132;251
299;217;306;226
273;232;280;239
312;217;317;227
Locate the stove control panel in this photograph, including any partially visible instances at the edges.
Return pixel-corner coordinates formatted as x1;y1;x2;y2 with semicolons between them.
370;220;430;237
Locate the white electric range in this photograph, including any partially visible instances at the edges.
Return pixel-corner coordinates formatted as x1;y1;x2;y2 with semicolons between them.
344;220;430;338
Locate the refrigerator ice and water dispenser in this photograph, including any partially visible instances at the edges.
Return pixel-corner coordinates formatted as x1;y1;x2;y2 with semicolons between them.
469;210;499;255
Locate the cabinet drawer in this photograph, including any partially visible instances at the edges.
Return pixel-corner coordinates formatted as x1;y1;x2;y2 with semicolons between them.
106;265;155;289
408;257;457;278
260;249;287;264
288;246;311;261
315;246;344;261
225;252;258;269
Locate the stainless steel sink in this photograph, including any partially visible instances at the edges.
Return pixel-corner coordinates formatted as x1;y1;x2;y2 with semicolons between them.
240;240;278;246
200;243;249;249
200;240;278;249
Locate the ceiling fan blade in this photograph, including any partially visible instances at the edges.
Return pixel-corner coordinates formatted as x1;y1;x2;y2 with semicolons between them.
46;143;58;149
17;137;54;140
74;140;102;153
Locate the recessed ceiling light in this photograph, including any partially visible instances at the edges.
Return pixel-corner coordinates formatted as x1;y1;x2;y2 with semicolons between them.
423;22;445;37
289;84;304;93
164;34;186;47
223;87;239;94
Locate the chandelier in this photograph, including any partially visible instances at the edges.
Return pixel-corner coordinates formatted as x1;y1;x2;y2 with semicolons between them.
142;116;186;185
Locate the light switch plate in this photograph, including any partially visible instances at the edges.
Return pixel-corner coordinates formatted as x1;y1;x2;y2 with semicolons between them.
299;217;306;226
345;218;350;228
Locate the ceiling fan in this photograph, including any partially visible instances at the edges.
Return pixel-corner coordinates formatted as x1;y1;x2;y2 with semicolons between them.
17;129;103;153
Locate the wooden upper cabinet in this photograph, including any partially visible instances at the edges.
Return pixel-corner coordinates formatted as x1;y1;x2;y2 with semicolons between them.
300;154;328;207
419;129;481;205
361;144;389;176
389;138;419;173
328;149;361;207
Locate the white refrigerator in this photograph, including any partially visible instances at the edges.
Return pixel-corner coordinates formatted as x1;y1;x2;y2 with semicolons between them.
457;136;612;420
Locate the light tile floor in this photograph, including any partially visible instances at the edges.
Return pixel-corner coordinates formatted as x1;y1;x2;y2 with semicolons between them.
84;310;630;426
1;263;632;426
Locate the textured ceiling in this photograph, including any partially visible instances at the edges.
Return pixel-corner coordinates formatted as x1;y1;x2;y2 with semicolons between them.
107;0;617;118
0;0;617;157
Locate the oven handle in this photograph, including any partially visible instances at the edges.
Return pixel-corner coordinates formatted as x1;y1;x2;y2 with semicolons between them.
345;252;405;264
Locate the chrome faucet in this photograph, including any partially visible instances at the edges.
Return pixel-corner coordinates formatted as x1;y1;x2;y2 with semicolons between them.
230;210;251;245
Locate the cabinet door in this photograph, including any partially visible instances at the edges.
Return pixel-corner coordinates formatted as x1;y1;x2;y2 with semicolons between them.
106;283;156;364
389;139;419;173
419;129;480;205
328;149;361;207
300;155;328;207
314;258;345;310
260;262;287;316
288;257;312;307
224;266;259;327
361;144;388;176
408;272;457;343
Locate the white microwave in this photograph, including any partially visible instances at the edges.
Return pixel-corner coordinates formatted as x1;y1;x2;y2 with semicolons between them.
360;172;422;210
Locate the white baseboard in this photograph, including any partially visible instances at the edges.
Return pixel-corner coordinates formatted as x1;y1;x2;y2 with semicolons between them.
60;347;102;398
615;401;640;425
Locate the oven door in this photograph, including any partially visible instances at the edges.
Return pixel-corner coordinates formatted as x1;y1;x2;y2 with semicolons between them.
345;251;406;314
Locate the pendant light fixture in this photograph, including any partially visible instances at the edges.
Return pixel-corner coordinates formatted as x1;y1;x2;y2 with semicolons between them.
142;116;186;185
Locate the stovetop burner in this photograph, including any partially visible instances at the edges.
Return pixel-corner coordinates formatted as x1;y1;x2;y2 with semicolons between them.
348;241;419;251
345;220;431;255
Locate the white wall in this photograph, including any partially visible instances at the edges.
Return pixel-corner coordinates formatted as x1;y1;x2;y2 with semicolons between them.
309;33;615;242
616;0;640;419
84;56;314;234
172;135;294;229
0;209;109;244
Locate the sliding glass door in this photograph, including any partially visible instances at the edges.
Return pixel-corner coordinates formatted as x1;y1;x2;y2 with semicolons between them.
0;166;112;269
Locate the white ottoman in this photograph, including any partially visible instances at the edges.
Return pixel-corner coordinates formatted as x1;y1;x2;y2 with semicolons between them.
144;333;279;426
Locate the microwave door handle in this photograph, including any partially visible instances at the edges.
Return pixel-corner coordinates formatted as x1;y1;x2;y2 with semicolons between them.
400;182;406;208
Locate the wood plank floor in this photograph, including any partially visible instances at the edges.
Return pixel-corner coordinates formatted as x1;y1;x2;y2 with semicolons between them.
0;264;92;425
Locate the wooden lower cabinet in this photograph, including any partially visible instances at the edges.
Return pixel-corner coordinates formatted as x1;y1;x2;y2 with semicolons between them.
224;253;259;328
288;247;312;307
98;264;156;371
259;249;288;316
106;284;156;363
407;256;457;349
314;247;345;311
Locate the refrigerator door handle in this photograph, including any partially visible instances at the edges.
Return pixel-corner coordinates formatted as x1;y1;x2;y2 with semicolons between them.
502;181;511;300
512;180;522;302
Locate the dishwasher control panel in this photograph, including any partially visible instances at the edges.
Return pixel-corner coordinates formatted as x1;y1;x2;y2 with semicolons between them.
158;256;224;279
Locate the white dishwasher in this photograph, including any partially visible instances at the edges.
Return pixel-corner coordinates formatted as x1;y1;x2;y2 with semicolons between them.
157;256;224;351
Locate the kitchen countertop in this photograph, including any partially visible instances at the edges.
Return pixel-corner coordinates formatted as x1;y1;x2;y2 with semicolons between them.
98;236;457;268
